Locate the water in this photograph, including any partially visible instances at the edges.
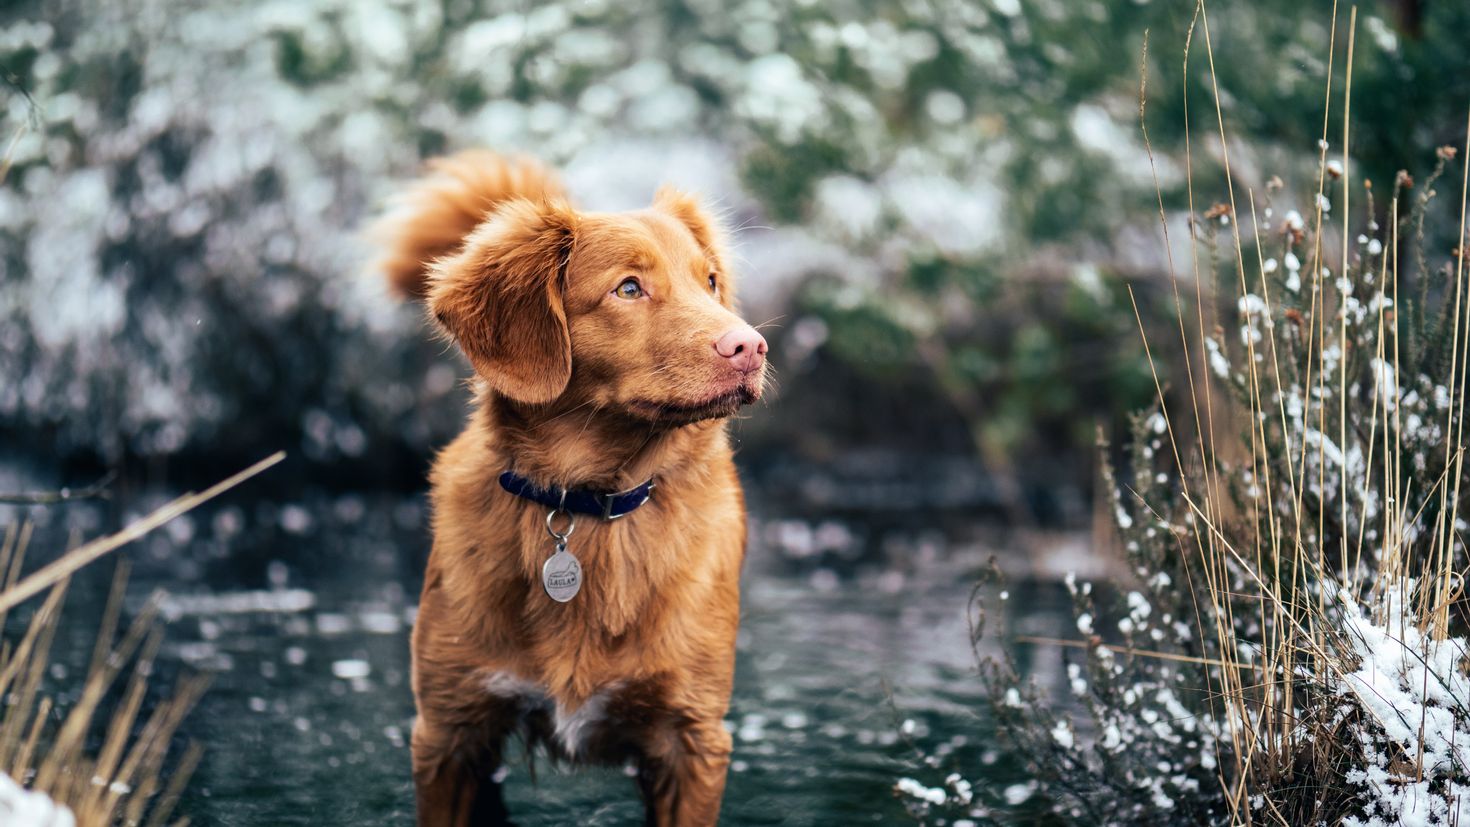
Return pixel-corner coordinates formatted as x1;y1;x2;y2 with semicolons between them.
3;476;1085;825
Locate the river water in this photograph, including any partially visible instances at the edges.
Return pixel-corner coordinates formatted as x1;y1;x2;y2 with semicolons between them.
3;469;1090;825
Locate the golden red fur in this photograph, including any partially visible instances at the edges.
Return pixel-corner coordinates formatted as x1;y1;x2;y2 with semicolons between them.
375;150;767;825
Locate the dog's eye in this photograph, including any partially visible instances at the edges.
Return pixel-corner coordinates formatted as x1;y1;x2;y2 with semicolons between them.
613;278;643;300
708;273;718;295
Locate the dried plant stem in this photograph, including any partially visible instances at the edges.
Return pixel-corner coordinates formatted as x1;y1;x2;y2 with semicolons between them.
1436;107;1470;641
1338;8;1355;579
1015;636;1246;670
0;453;284;825
0;451;284;615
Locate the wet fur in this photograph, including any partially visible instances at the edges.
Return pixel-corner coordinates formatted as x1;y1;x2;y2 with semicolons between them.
378;151;758;826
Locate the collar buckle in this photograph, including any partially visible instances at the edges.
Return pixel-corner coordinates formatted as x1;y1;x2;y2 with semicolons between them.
600;481;656;520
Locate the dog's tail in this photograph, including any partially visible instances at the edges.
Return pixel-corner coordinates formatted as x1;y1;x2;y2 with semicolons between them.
372;150;567;299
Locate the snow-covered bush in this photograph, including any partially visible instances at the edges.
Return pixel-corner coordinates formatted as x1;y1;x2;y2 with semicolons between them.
6;0;1447;474
3;0;1171;467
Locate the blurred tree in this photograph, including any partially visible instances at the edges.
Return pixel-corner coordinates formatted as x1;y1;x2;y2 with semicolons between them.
0;0;1464;508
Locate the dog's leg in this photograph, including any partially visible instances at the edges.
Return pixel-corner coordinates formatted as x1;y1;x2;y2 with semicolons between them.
413;571;527;826
412;718;514;827
636;720;733;827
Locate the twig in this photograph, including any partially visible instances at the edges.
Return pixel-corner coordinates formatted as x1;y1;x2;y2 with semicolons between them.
1013;634;1246;669
0;452;285;615
0;472;118;506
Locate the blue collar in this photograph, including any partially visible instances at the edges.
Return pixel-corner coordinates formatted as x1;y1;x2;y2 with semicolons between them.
498;471;656;520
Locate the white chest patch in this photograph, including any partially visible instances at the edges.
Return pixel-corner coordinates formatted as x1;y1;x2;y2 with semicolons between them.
481;671;623;759
553;684;625;758
482;671;543;700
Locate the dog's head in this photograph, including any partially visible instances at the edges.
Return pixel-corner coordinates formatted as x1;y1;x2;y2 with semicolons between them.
427;189;767;425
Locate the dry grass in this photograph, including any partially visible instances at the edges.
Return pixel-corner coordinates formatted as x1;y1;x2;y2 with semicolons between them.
957;2;1470;824
1119;0;1470;821
0;453;283;825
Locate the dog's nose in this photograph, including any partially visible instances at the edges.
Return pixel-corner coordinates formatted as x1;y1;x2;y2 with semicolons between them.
714;326;768;373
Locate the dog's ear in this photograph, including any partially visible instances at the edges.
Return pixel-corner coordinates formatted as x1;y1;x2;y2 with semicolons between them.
427;199;577;404
654;187;732;294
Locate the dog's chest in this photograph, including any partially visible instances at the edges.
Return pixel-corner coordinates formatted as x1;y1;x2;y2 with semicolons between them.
482;671;629;760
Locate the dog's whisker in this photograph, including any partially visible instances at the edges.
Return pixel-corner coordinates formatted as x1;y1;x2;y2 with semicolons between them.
729;216;774;233
573;400;605;444
612;417;663;480
539;397;599;426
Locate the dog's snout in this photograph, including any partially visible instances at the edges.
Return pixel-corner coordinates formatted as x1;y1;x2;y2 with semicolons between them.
714;326;768;373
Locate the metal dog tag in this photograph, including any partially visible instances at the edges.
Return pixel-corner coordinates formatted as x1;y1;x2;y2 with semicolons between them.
542;546;582;603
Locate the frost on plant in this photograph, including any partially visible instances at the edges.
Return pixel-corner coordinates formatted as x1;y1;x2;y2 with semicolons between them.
908;146;1470;824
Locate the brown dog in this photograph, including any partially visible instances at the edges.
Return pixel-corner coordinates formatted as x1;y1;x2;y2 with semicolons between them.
375;150;768;826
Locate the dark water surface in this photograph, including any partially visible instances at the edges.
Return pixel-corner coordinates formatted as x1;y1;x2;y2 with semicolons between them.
1;471;1082;825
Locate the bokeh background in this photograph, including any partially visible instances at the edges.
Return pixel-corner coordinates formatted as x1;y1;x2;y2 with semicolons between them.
2;0;1468;823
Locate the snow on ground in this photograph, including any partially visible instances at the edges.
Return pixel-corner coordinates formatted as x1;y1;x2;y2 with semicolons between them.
1340;586;1470;827
0;774;74;827
1346;584;1470;822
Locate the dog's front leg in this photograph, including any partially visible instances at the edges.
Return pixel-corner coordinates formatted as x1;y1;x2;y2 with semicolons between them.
637;720;733;827
412;718;513;827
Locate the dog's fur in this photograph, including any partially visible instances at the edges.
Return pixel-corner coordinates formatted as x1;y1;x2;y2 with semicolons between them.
376;151;765;826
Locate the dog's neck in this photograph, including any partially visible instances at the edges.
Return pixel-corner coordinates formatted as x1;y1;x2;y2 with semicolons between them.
448;390;736;650
482;392;726;492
